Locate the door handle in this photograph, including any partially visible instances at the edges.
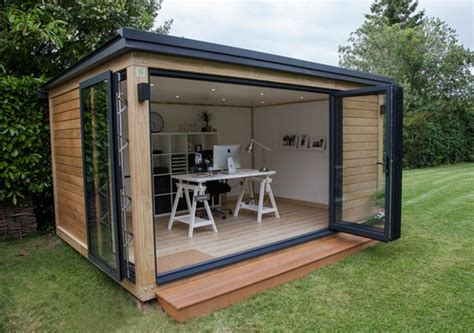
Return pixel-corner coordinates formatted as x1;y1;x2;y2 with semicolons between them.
377;156;390;175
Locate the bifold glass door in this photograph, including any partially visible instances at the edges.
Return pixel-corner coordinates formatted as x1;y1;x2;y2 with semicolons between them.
330;85;402;241
80;71;122;280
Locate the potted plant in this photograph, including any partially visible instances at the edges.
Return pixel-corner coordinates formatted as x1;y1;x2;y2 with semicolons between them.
199;110;214;132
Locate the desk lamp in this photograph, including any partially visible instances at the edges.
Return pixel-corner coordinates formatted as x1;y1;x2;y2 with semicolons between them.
245;139;271;172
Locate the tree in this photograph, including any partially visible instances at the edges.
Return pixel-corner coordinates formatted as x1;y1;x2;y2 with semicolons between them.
338;1;473;168
339;18;473;112
0;1;172;228
1;1;173;76
365;0;425;28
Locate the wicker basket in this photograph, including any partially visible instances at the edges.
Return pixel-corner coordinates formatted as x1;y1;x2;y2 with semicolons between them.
0;200;37;240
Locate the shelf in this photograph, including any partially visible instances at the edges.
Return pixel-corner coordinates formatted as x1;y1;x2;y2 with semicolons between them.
173;215;214;227
151;131;218;215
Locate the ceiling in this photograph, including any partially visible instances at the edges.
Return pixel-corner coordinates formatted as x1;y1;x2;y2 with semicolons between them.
148;76;328;108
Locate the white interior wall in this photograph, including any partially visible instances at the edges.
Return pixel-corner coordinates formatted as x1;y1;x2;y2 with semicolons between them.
253;100;329;204
151;103;253;195
124;100;329;206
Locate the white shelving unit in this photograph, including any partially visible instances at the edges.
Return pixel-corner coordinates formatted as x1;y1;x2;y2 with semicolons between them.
151;132;219;216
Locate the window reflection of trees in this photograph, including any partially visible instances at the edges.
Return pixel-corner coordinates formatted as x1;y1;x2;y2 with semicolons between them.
82;82;116;267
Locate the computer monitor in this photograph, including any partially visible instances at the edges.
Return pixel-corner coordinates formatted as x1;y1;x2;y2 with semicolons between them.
213;145;241;170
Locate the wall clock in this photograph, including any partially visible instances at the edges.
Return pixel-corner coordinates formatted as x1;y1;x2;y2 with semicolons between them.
150;112;164;133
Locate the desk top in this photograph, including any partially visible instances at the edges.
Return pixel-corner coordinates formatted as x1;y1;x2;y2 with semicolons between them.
172;169;276;183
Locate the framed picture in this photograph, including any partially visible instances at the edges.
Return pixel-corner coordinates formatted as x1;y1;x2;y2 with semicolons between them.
281;134;298;149
195;144;202;152
309;136;326;151
298;134;309;149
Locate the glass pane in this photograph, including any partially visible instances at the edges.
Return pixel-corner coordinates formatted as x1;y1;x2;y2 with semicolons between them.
339;93;387;231
82;79;118;270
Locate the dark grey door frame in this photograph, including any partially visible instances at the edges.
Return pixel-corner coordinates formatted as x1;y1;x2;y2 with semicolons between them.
145;68;402;284
79;70;124;281
328;85;403;242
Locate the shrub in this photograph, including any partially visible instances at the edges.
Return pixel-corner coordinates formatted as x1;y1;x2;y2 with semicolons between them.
0;75;52;228
403;107;473;168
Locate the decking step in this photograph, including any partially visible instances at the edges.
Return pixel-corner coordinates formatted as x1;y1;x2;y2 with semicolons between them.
156;233;377;322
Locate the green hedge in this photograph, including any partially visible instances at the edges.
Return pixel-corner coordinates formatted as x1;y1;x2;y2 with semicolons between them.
403;108;474;168
0;75;51;205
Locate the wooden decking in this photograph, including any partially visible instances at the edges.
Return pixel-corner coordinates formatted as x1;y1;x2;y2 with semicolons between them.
156;233;377;322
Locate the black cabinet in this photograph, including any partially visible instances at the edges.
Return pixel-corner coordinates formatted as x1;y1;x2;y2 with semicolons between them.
154;195;171;215
154;175;171;195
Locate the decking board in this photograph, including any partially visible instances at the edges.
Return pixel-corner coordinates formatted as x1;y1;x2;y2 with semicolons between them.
156;233;377;322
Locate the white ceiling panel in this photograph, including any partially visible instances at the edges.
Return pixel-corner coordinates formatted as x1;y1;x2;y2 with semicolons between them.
149;76;328;107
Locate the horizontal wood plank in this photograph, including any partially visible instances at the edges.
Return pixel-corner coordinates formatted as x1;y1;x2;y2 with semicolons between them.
343;188;377;201
343;172;378;185
344;126;378;134
344;117;378;127
156;233;376;322
56;208;86;241
53;98;80;114
57;196;85;218
55;155;83;168
343;99;379;111
54;128;82;139
55;171;83;187
342;204;375;222
343;134;378;143
54;147;82;158
52;109;80;122
345;95;379;103
56;186;85;206
56;163;83;177
343;164;378;177
53;118;81;130
54;138;82;148
343;158;377;168
343;109;378;119
343;180;377;194
343;142;378;152
52;89;80;106
342;196;372;210
344;150;378;160
56;178;84;196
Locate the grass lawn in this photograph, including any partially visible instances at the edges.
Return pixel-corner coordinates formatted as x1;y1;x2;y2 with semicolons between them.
1;163;473;332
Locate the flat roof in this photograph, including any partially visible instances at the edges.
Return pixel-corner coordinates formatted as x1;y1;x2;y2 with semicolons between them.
43;27;393;90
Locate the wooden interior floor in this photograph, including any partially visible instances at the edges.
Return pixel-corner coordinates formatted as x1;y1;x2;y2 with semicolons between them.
128;201;328;273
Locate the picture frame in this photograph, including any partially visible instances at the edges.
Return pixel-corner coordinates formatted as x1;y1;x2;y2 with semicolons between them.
281;134;298;149
298;134;309;149
309;136;326;151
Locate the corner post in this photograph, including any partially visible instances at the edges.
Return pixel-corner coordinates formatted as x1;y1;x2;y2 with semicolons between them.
126;65;156;294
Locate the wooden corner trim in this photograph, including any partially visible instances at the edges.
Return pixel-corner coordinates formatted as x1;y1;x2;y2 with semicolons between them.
56;225;88;256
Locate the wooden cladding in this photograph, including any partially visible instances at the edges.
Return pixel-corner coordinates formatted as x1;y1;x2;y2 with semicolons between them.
342;95;382;222
50;88;87;245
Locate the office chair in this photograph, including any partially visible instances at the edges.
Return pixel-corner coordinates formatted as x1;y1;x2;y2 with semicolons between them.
206;181;232;219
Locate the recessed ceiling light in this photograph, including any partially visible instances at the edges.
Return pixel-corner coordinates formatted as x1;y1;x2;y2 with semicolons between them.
300;96;304;99
222;98;226;102
175;95;180;99
260;92;264;96
211;88;216;92
261;101;265;104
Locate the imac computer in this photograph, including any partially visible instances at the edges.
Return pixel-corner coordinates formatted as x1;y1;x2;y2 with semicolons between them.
213;145;241;170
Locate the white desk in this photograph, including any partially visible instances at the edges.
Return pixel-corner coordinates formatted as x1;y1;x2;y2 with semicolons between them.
168;169;280;237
